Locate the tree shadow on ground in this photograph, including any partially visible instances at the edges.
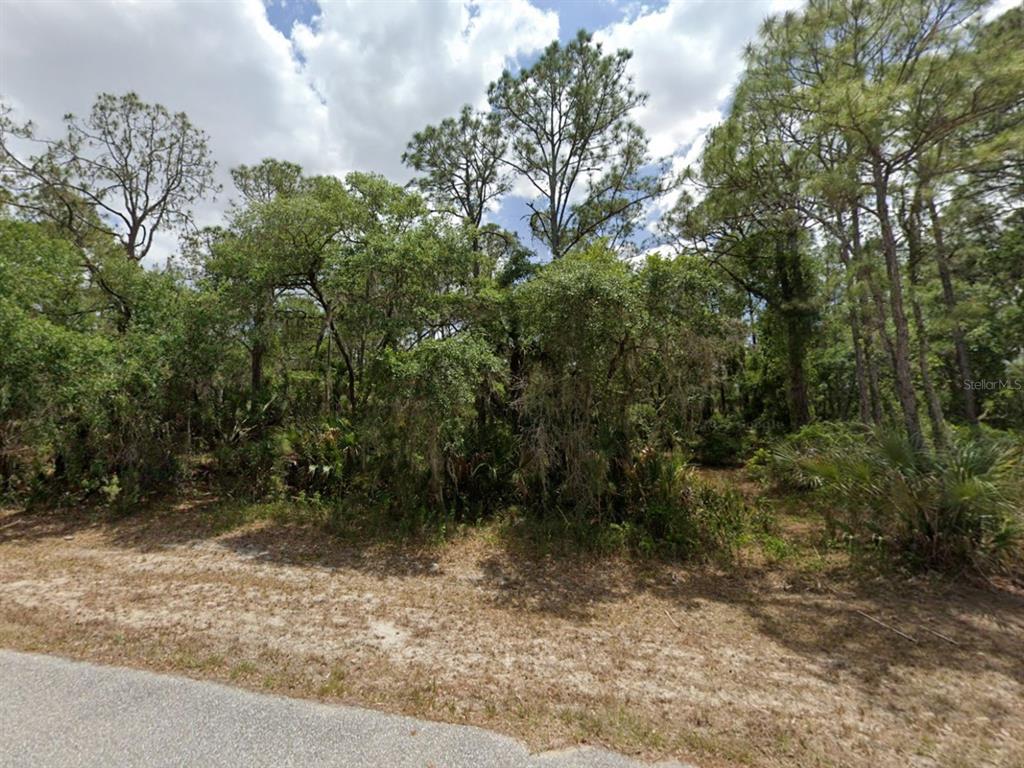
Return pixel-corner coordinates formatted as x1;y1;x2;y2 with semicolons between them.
481;541;1024;698
0;494;441;578
2;491;1023;697
465;524;1024;696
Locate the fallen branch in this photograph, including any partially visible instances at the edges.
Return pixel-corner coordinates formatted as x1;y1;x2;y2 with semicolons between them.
921;626;960;646
663;608;681;630
855;610;916;643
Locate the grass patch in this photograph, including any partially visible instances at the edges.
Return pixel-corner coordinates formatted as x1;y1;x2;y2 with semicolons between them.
317;666;347;698
170;650;225;672
228;660;259;682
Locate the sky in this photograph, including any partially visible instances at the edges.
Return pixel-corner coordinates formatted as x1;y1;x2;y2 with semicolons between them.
1;0;1017;263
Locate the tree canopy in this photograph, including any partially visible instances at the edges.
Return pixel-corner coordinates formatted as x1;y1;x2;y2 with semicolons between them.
1;4;1022;571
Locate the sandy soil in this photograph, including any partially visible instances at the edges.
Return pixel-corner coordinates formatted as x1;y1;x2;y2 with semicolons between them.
1;496;1022;768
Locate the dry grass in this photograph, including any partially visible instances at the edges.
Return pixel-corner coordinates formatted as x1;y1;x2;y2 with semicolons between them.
1;478;1022;768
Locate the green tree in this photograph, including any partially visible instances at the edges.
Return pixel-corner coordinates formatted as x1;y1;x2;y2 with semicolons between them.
667;104;819;429
488;30;667;259
403;106;510;236
1;92;218;261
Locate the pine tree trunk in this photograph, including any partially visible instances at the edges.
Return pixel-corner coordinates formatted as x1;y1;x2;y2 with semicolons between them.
837;214;871;423
907;268;948;450
871;158;924;450
926;196;978;426
903;188;947;449
250;340;264;397
852;205;886;424
863;324;885;425
850;307;872;423
776;231;810;428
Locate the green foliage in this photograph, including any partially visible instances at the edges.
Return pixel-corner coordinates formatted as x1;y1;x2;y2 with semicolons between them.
2;4;1022;576
487;30;668;259
277;419;358;499
2;92;218;261
751;422;873;490
777;425;1023;574
514;243;638;515
509;243;749;542
371;333;505;515
691;413;748;467
403;105;510;231
618;449;753;559
502;451;757;561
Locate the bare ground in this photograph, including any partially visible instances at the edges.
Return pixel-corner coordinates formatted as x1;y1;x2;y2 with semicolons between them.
1;489;1022;768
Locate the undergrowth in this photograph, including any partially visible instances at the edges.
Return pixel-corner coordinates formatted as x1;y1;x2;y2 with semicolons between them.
755;424;1024;576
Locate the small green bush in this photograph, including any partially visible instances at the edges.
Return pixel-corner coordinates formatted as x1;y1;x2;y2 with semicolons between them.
616;448;757;559
791;426;1023;575
691;413;748;467
277;420;357;498
751;421;871;490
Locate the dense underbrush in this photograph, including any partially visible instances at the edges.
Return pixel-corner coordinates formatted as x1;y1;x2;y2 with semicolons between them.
752;423;1024;575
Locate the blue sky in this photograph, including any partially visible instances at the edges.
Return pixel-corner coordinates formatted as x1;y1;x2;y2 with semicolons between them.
534;0;645;40
264;0;320;34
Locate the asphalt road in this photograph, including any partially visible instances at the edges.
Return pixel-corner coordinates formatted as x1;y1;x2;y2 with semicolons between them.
0;651;690;767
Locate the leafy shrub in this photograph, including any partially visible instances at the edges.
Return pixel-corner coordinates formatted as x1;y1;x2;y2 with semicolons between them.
691;412;748;466
277;419;358;499
611;448;756;559
211;394;284;498
794;427;1023;574
750;421;871;490
370;333;505;517
987;353;1024;429
514;244;638;517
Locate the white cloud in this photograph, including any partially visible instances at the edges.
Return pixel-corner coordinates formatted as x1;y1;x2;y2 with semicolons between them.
985;0;1021;20
7;0;1006;262
290;0;557;247
590;0;789;225
0;0;557;261
1;0;334;180
596;0;785;161
291;0;557;180
1;0;331;261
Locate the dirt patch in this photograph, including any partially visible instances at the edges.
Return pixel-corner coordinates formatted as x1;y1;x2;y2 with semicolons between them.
1;499;1022;768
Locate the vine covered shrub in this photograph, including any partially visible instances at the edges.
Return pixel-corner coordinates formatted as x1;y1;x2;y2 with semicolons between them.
513;244;639;517
369;333;505;517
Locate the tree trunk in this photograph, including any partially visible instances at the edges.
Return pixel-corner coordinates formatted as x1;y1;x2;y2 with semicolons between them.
250;340;264;397
850;307;872;423
926;196;978;426
776;231;810;428
871;158;924;450
863;325;885;425
902;188;947;449
850;206;885;424
786;325;811;428
853;205;899;385
836;214;871;423
909;289;947;450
